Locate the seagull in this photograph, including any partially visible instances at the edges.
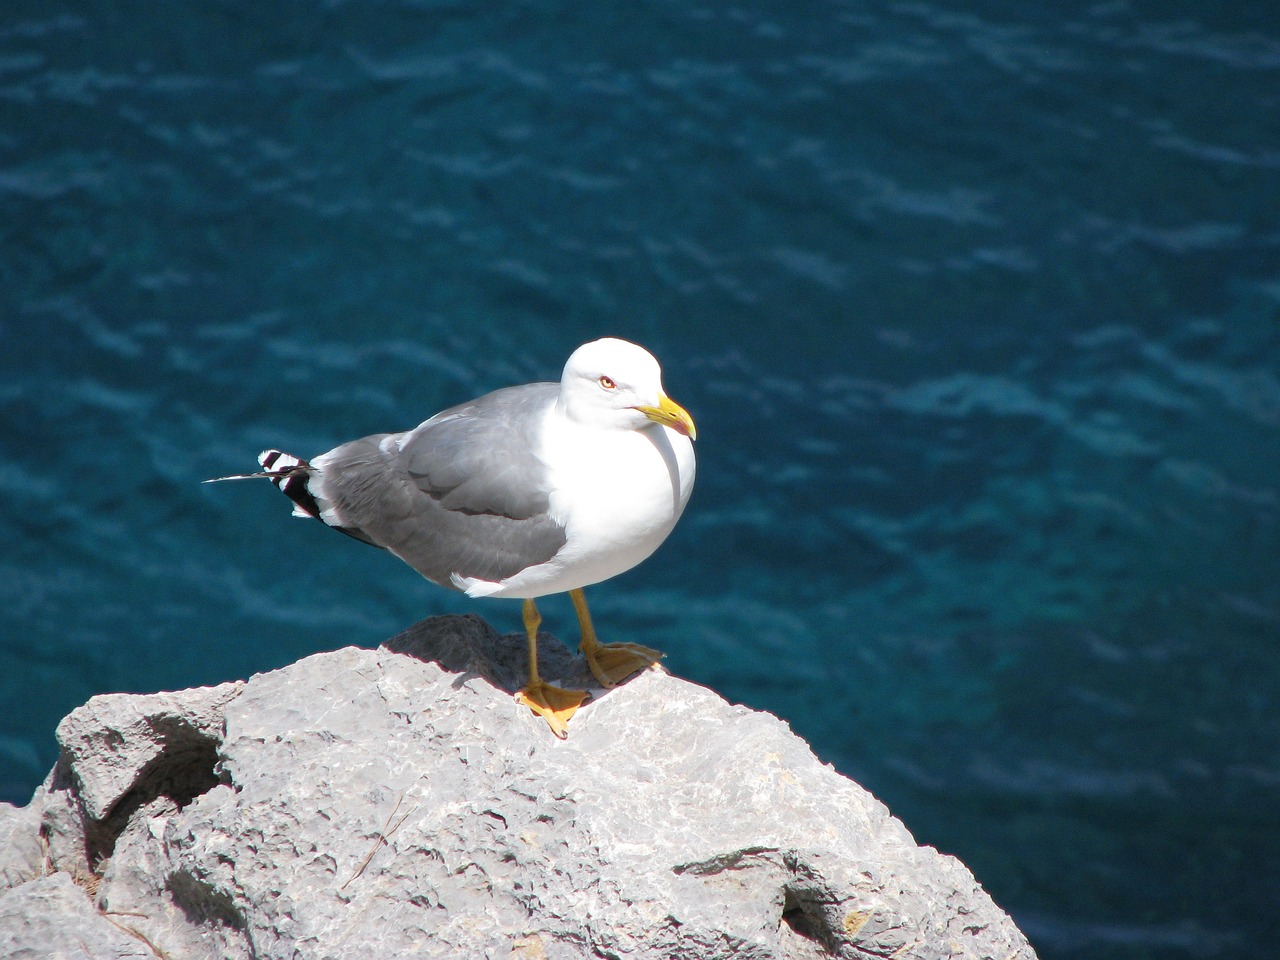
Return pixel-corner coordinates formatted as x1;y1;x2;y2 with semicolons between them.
207;337;696;737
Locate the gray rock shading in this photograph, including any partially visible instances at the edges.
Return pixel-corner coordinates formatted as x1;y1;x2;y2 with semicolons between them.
38;682;245;883
0;615;1037;960
55;684;245;823
0;872;156;960
0;803;42;892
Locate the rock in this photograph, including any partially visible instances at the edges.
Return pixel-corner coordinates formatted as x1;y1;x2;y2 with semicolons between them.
0;615;1038;959
0;802;42;892
55;682;244;822
0;872;155;960
34;680;243;883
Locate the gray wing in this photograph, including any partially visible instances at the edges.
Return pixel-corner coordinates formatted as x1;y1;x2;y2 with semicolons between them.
312;383;567;589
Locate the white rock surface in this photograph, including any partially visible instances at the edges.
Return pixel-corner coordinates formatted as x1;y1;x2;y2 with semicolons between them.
0;872;154;960
0;615;1037;959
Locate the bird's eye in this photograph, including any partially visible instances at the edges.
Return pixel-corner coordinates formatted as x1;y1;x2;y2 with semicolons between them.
598;375;616;390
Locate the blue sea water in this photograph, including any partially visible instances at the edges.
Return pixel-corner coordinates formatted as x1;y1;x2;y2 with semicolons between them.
2;1;1278;956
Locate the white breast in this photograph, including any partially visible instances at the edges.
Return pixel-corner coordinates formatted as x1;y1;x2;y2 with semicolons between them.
471;408;695;599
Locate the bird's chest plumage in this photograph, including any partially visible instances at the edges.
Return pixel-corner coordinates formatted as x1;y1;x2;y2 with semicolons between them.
541;415;695;565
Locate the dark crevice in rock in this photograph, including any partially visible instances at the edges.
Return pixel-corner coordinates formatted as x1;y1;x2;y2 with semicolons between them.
780;886;838;957
168;870;246;931
48;754;76;793
673;846;780;876
84;725;223;868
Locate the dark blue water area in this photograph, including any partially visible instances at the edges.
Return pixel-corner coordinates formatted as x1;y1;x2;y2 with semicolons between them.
2;1;1278;956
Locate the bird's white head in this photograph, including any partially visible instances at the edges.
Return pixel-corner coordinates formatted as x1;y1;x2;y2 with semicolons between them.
558;338;697;439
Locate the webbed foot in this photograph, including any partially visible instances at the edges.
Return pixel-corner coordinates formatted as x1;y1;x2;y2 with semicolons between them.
582;640;665;688
516;679;590;739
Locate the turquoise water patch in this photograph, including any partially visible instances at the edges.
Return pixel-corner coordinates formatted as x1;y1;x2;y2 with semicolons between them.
2;3;1278;957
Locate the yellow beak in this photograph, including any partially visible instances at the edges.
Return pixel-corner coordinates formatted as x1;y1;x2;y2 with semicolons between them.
635;394;697;440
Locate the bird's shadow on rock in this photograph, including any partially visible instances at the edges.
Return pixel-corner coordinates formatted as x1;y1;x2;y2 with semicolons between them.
381;613;642;702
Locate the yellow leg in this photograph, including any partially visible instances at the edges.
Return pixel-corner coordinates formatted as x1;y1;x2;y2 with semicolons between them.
514;598;588;739
570;588;665;688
